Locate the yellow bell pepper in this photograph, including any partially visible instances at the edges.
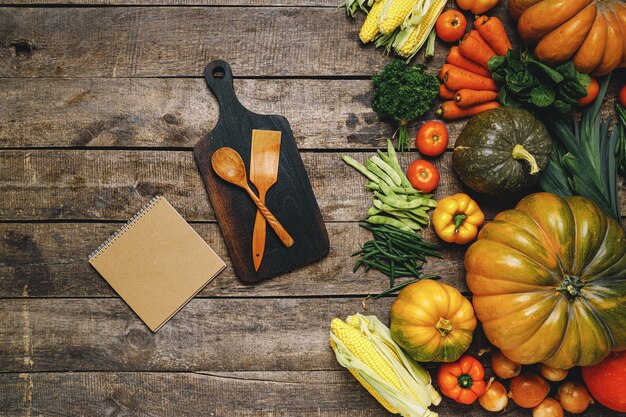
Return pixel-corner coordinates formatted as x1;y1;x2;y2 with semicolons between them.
455;0;499;15
432;193;485;244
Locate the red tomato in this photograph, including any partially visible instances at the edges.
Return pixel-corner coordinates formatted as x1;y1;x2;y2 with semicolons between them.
416;121;449;157
436;10;467;43
582;351;626;412
407;160;440;193
578;77;599;106
619;85;626;107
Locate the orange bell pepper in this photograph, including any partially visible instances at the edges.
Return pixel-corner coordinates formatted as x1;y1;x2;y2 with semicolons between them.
456;0;499;15
432;193;484;244
437;355;486;404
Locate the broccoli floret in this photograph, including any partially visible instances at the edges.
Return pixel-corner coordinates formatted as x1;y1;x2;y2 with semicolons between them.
372;60;439;152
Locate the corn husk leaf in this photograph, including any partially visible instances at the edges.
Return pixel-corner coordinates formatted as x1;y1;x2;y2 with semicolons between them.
330;314;440;417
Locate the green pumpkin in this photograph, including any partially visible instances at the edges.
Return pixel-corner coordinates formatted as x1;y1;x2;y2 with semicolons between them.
453;107;552;196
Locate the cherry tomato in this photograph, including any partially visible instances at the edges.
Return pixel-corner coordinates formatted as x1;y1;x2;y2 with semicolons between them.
619;85;626;108
416;121;449;156
578;77;599;107
407;160;440;193
436;10;467;43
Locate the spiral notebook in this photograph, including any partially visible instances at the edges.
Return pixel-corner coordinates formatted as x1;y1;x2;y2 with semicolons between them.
88;196;225;332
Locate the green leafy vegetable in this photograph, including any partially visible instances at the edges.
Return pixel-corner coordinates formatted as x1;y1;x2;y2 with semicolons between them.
539;76;620;221
489;50;590;116
617;103;626;177
372;60;439;152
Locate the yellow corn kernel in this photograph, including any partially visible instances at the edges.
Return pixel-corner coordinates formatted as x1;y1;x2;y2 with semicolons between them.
378;0;418;35
396;0;446;57
330;339;399;414
330;318;404;392
359;0;389;43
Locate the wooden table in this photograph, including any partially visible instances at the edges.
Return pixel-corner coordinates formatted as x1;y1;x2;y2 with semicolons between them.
1;0;624;415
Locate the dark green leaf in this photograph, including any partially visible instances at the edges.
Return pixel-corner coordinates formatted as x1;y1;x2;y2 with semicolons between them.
530;84;556;107
488;55;506;71
529;60;564;83
553;100;571;115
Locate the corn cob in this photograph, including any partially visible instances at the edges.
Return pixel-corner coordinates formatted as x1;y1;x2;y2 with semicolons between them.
395;0;447;59
378;0;419;35
360;0;390;43
330;314;440;417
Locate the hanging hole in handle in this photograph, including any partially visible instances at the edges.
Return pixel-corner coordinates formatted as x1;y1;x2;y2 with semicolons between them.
212;67;225;79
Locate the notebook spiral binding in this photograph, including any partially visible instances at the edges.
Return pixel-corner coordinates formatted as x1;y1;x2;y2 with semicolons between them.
88;196;162;261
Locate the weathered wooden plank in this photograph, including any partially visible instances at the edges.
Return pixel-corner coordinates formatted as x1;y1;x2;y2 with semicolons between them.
0;222;465;298
3;78;621;150
0;78;396;149
0;82;622;152
7;0;336;4
0;371;619;417
1;371;391;417
0;5;519;77
1;149;623;221
0;297;396;372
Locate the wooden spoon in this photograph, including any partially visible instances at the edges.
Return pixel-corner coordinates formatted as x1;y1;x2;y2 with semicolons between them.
211;147;294;248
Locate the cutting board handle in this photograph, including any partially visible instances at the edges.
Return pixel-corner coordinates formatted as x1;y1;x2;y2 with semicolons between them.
204;60;243;114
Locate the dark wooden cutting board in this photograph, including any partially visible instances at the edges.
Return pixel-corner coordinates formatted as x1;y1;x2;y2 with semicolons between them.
194;60;329;283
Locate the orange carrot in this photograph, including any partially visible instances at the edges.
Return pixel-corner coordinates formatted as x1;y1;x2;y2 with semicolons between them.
439;64;456;81
439;83;457;100
443;66;499;91
436;101;501;120
474;15;513;56
455;89;499;107
447;46;491;78
459;31;497;68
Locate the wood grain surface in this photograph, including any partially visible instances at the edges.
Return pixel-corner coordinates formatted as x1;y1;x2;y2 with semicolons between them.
1;77;620;150
1;0;625;416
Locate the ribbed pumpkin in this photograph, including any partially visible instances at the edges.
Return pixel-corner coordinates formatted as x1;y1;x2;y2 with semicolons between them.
390;279;477;363
509;0;626;75
465;193;626;369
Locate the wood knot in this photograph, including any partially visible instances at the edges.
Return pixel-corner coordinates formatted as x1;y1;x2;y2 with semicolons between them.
8;39;36;59
125;328;155;349
162;113;181;125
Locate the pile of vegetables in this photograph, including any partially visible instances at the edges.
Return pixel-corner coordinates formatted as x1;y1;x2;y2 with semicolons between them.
510;0;626;75
330;4;626;417
489;50;592;115
342;139;437;230
372;61;439;151
436;16;511;120
539;76;621;220
342;0;448;59
329;313;441;417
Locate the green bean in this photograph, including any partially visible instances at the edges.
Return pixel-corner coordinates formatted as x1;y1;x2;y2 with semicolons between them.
365;160;397;188
377;193;428;209
368;206;381;216
395;216;423;231
370;156;402;186
341;155;380;184
366;215;413;232
365;183;422;195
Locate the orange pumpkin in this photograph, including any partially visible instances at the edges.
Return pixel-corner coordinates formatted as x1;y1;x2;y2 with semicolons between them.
465;193;626;369
509;0;626;75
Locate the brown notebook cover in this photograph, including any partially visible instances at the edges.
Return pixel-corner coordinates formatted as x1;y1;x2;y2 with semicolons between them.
89;196;225;332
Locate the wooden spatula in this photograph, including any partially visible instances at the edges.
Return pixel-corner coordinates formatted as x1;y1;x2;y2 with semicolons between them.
250;130;282;271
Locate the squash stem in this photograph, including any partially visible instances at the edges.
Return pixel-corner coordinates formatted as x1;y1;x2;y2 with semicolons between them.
453;213;467;233
512;144;540;175
435;317;453;338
